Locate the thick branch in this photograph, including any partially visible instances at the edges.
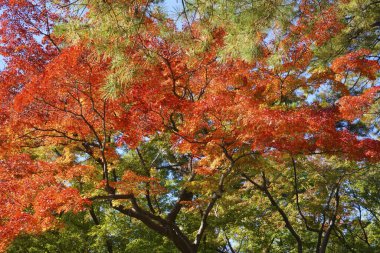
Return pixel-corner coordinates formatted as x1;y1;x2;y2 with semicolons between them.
194;161;233;250
243;172;303;253
319;185;340;253
291;157;320;233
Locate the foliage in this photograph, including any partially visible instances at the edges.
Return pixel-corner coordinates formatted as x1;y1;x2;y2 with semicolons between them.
0;0;379;252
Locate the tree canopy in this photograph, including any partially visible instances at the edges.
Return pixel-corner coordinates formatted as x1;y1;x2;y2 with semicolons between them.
0;0;379;252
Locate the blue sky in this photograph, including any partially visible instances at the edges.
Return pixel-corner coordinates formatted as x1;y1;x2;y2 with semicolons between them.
161;0;183;15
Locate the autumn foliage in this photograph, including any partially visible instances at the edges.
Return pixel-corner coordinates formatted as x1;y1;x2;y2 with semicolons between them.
0;0;379;252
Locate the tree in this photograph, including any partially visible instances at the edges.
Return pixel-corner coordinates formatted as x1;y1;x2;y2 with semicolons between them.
0;0;379;252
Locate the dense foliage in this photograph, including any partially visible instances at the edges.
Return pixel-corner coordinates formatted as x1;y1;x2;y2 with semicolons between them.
0;0;379;252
